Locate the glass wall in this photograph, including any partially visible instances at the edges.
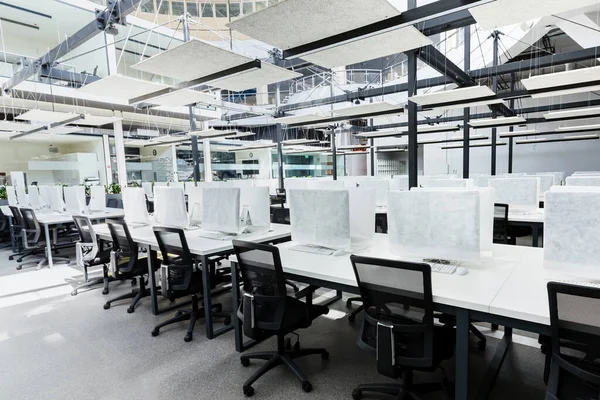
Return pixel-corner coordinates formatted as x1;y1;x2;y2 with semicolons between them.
271;152;340;179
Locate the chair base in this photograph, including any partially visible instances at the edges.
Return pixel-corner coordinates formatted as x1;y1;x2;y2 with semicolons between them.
17;256;70;271
151;294;231;342
240;336;329;397
71;275;116;296
103;278;149;313
352;381;449;400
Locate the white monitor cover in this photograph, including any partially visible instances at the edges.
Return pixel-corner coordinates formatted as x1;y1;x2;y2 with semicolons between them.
240;186;271;233
89;185;106;211
154;187;189;229
348;187;376;245
544;189;600;279
142;182;154;199
566;176;600;187
187;187;204;225
6;185;17;206
387;190;482;262
202;187;241;234
28;185;42;208
123;187;150;224
488;178;540;210
284;178;308;190
356;179;390;206
15;185;28;206
47;186;65;212
288;189;350;249
390;176;409;191
64;186;86;213
305;180;345;190
423;178;474;188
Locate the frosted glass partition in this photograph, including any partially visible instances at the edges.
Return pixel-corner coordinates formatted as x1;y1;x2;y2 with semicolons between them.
573;171;600;175
47;186;65;212
168;182;185;190
566;176;600;186
284;178;308;190
474;175;493;188
544;187;600;279
423;178;474;188
488;178;540;210
142;182;154;199
28;186;42;209
348;188;376;245
387;190;484;263
356;179;390;206
89;186;106;211
187;187;203;225
306;180;345;190
502;173;527;177
288;189;351;250
64;186;86;214
390;176;409;191
16;185;28;206
6;186;17;206
534;174;555;196
154;187;189;229
154;182;168;187
202;187;241;234
123;187;150;224
240;186;271;233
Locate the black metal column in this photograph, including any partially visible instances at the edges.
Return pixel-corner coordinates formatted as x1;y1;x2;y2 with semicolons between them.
408;0;418;188
491;31;499;175
183;16;201;183
276;124;284;190
463;25;471;179
508;72;515;173
332;129;338;180
370;138;375;176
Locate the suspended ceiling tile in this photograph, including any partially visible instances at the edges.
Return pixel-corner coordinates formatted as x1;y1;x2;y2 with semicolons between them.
149;89;221;107
227;0;401;50
544;106;600;119
334;101;403;117
409;86;496;106
274;114;331;125
530;85;600;99
522;66;600;90
469;116;526;127
205;62;302;92
15;109;79;124
0;120;38;132
556;123;600;132
132;40;253;82
190;129;238;138
78;75;167;100
303;26;432;68
77;115;122;127
429;98;505;112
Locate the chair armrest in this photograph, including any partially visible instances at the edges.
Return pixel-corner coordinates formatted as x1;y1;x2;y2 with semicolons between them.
376;322;396;378
242;292;255;338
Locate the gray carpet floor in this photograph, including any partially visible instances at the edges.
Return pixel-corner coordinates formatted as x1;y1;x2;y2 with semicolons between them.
0;246;548;400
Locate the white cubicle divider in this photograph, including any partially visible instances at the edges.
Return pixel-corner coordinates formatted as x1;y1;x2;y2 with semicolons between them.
240;186;271;233
123;187;150;225
473;175;493;188
288;189;351;250
565;176;600;186
423;178;474;188
47;186;65;212
284;178;308;190
142;182;154;199
544;187;600;279
387;189;487;263
502;173;527;177
168;182;185;190
348;187;376;245
64;186;86;214
154;187;189;229
187;187;203;225
202;187;241;234
28;186;42;209
89;186;106;211
533;174;555;195
573;171;600;175
16;185;28;206
390;176;409;191
534;172;564;186
488;177;540;210
6;185;17;206
356;178;390;206
38;186;51;208
305;179;345;190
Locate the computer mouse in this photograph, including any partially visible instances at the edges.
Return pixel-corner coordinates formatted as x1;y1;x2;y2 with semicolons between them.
455;267;468;276
332;249;345;257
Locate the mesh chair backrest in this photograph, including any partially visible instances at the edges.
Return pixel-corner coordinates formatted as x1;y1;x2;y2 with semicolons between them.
0;208;7;231
350;255;435;370
9;206;24;228
232;240;287;332
154;227;194;293
19;208;41;245
72;215;96;245
106;219;138;273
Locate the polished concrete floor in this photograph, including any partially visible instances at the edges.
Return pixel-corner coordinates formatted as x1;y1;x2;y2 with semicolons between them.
0;246;547;400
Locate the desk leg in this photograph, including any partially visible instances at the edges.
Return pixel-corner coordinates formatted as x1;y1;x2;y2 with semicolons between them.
147;246;159;316
475;327;512;400
202;254;234;340
232;260;244;352
532;224;539;248
44;224;53;268
455;309;470;400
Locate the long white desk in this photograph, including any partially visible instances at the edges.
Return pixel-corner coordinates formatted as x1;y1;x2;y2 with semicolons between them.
94;223;292;339
230;237;552;400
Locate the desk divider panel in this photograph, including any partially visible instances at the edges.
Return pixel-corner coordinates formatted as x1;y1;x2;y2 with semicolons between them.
423;178;474;188
123;187;150;225
240;186;271;233
488;177;540;210
202;187;241;234
566;176;600;187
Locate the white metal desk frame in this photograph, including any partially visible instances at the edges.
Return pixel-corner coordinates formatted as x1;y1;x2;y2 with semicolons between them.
94;223;292;340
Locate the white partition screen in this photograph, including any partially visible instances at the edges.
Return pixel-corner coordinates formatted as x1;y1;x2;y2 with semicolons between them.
47;186;65;212
288;189;351;249
123;187;150;224
305;180;345;190
390;176;409;191
187;187;203;225
89;186;106;211
142;182;154;199
16;185;28;206
284;178;308;190
488;178;539;210
6;186;17;206
423;178;474;188
64;186;86;213
387;190;482;262
356;179;390;206
154;187;189;229
202;187;241;234
240;186;271;233
28;186;42;209
348;187;376;245
566;176;600;187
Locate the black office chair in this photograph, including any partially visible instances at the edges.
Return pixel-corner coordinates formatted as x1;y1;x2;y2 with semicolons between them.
545;282;600;400
8;206;34;262
493;203;511;244
0;208;11;249
70;215;114;296
103;219;154;313
150;227;231;342
232;240;329;397
349;255;455;400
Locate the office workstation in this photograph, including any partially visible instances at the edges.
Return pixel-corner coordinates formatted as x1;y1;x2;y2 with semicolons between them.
3;0;600;399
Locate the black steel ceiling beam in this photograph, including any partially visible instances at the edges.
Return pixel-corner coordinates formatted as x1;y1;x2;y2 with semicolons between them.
40;66;101;86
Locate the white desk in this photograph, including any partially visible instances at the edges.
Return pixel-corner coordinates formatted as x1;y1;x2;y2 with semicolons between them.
94;223;291;339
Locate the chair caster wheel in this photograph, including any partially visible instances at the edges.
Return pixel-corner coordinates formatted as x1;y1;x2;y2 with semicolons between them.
321;351;329;360
243;385;254;397
103;304;110;310
102;289;108;295
352;389;362;400
346;299;352;307
151;329;159;337
294;341;300;351
71;291;77;296
214;304;223;312
175;310;183;317
184;334;193;342
9;256;13;261
17;258;22;263
224;317;232;326
16;266;22;271
477;340;486;350
491;323;499;331
131;278;136;285
127;307;135;314
302;381;312;393
241;358;250;367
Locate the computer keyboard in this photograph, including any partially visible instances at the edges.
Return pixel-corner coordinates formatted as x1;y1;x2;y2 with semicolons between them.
554;280;600;289
423;259;457;275
289;244;335;256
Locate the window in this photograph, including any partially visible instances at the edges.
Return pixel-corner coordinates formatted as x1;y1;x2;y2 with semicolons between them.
200;2;213;17
229;3;240;17
158;0;170;14
242;2;253;15
215;3;227;17
141;0;155;13
187;1;198;16
171;1;185;15
255;1;266;11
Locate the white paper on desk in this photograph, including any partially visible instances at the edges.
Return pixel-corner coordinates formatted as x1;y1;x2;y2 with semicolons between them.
388;190;481;262
6;185;17;207
356;179;390;206
288;189;350;249
123;187;149;225
348;187;376;246
488;177;539;210
202;187;240;234
240;186;270;233
544;190;600;279
89;186;106;211
64;186;86;214
154;187;188;229
28;186;42;209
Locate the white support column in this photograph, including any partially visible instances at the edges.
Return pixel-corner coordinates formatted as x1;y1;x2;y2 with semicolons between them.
171;144;179;181
203;139;212;182
112;112;128;187
102;134;113;185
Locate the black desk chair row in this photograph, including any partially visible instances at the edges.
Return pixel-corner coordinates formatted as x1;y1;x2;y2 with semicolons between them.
8;206;36;262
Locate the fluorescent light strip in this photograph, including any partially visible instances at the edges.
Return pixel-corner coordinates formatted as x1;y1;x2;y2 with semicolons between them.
409;86;495;106
469;116;526;128
555;124;600;132
442;141;507;149
376;148;406;153
337;144;371;150
356;125;461;138
190;129;237;138
228;143;277;152
281;139;320;146
498;130;539;138
516;135;599;144
544;107;600;120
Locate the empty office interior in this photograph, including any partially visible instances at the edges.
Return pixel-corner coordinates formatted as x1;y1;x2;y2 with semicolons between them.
2;0;600;399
